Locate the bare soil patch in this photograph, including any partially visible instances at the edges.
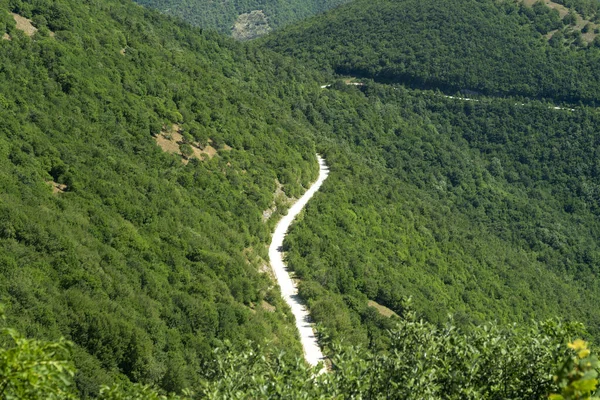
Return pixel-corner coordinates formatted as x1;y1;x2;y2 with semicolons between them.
367;300;398;318
261;301;276;312
2;33;10;40
10;13;56;38
195;143;217;159
232;10;272;41
544;28;560;40
154;124;221;164
521;0;598;43
527;0;569;17
47;181;67;194
582;29;597;43
11;13;37;37
155;130;182;154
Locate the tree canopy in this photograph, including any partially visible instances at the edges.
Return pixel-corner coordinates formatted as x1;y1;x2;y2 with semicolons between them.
3;0;600;397
263;0;600;104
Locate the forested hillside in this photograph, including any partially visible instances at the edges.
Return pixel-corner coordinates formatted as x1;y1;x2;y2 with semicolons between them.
4;0;600;397
258;0;600;358
132;0;350;38
283;82;600;350
263;0;600;104
554;0;600;21
0;0;325;395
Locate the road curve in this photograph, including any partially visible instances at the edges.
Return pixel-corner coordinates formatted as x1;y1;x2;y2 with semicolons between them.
268;155;329;368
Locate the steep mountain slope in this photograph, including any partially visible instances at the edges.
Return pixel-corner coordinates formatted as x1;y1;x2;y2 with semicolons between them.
132;0;350;38
284;83;600;349
5;0;600;397
0;0;326;395
263;0;600;103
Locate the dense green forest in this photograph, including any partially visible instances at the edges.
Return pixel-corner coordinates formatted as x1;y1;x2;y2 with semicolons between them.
0;0;327;395
263;0;600;104
2;303;597;398
4;0;600;396
132;0;350;37
281;81;600;351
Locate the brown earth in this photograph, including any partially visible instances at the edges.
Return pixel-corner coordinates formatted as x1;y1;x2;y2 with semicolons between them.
10;13;55;38
47;181;67;194
2;33;10;40
232;10;272;41
261;301;276;312
11;13;37;36
154;124;221;164
522;0;598;43
367;300;398;318
522;0;569;17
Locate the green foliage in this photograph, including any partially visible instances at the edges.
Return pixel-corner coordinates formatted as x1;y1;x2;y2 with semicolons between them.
132;0;351;36
264;0;600;104
0;313;190;399
329;313;582;399
554;0;600;21
551;339;600;400
5;0;600;396
198;342;327;399
0;0;322;395
0;307;591;398
98;383;190;400
178;143;194;159
197;308;587;398
277;81;600;350
0;305;77;399
0;330;76;399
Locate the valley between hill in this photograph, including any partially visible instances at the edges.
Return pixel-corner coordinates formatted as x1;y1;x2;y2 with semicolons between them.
268;155;328;368
3;0;600;398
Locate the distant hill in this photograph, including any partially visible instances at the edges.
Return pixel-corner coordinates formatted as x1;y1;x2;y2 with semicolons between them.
263;0;600;103
132;0;350;38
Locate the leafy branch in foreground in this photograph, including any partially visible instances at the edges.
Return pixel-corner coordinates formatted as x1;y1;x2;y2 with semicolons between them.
198;306;593;399
0;300;597;399
0;306;187;399
550;339;600;400
0;304;76;399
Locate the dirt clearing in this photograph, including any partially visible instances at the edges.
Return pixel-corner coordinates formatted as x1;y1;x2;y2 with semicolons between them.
11;13;37;36
154;124;221;164
47;181;67;194
368;300;398;318
521;0;598;43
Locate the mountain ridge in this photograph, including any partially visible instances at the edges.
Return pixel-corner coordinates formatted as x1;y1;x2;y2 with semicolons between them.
132;0;350;37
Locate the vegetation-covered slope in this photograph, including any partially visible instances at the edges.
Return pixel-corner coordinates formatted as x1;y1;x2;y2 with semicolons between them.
5;0;600;397
282;82;600;350
263;0;600;104
132;0;350;37
554;0;600;21
2;304;593;399
0;0;327;395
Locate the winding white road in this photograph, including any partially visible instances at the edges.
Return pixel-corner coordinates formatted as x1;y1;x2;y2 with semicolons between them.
268;155;329;368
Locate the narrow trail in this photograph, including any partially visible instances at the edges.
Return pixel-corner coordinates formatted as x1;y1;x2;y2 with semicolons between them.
268;155;329;369
320;81;577;111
